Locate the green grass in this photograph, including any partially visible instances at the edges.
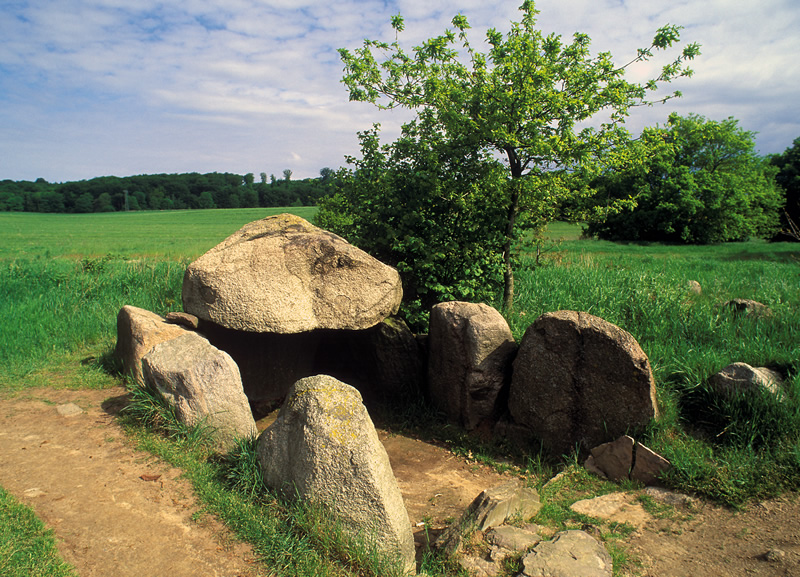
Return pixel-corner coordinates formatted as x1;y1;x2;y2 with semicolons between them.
118;383;408;577
1;212;799;574
0;487;76;577
0;207;317;260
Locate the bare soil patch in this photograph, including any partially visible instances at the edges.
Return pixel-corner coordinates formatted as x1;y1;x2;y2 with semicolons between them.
1;386;799;576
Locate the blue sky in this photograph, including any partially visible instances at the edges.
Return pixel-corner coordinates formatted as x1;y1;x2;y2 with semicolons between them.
1;0;798;183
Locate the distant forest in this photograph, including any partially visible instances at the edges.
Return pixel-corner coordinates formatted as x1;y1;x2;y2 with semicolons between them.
0;169;336;213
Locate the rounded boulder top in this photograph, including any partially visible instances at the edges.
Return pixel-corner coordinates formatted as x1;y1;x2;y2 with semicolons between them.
181;214;402;334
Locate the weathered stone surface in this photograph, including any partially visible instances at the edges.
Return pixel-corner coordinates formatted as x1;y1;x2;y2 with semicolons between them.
435;480;541;555
56;403;84;418
115;305;188;384
459;555;500;577
585;435;634;482
723;298;773;318
709;362;784;398
428;302;517;430
182;214;402;334
141;332;256;450
570;493;651;529
521;530;613;577
631;442;671;485
256;375;415;574
509;311;658;454
487;525;542;552
688;280;702;295
586;436;670;486
643;487;697;509
165;311;200;330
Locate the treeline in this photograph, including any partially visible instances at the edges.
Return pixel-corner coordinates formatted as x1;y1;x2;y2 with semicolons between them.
0;169;336;213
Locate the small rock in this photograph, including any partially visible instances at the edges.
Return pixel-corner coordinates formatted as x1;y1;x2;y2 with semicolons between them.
23;488;46;498
570;493;651;529
165;311;200;330
459;555;500;577
586;435;634;482
709;362;784;399
56;403;84;417
520;530;612;577
643;487;697;509
723;298;772;318
435;480;541;555
486;525;542;552
631;442;671;485
687;280;702;295
762;548;786;563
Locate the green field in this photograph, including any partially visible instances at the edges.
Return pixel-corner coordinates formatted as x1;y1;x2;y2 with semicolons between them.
0;207;318;260
1;209;799;575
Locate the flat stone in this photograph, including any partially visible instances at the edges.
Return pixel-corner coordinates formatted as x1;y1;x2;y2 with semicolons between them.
521;530;612;577
486;525;542;552
56;403;84;417
631;442;671;485
586;435;634;481
570;493;651;529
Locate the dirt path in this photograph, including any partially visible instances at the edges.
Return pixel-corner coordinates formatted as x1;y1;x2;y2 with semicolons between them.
2;386;800;577
0;387;263;577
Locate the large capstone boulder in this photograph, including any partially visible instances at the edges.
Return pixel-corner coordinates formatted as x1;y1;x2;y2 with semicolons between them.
509;311;658;454
182;214;402;334
141;332;257;450
428;302;517;430
115;305;188;384
256;375;416;574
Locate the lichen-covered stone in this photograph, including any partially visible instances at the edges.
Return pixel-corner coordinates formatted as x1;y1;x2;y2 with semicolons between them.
256;375;415;574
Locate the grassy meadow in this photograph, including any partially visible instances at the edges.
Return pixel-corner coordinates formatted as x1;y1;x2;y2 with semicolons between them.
1;207;799;575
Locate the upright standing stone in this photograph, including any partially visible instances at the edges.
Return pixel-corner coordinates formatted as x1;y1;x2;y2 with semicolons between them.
115;305;188;384
182;214;402;334
257;375;416;574
509;311;658;454
428;302;517;430
141;332;257;450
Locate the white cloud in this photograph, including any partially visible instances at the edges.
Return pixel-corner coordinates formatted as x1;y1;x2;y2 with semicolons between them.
1;0;799;181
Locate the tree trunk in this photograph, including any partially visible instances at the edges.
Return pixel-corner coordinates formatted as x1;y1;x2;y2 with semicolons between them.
502;148;523;312
501;180;520;312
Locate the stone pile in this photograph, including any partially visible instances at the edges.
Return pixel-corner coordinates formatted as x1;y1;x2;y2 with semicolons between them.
114;214;677;574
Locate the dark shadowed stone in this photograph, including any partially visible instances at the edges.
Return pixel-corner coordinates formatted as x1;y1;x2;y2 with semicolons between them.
435;480;541;555
198;316;423;414
631;442;672;485
256;376;415;574
723;298;773;318
584;435;634;482
509;311;658;454
428;302;517;430
182;214;402;334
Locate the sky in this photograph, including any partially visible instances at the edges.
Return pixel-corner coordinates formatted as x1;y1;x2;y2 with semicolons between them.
1;0;799;183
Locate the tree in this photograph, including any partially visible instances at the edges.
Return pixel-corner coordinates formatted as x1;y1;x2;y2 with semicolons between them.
338;1;699;310
282;169;293;182
770;137;800;239
318;125;508;327
585;113;784;243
